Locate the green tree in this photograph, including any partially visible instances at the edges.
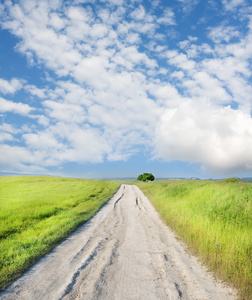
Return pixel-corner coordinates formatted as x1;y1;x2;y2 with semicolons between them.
137;173;155;181
137;174;144;181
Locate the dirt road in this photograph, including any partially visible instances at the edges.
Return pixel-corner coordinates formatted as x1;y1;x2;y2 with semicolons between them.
1;185;236;300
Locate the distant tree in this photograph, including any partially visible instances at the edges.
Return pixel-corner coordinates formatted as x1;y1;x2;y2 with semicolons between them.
137;174;144;181
137;173;155;182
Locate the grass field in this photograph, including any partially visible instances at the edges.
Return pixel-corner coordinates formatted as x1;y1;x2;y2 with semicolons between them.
0;176;120;290
136;179;252;300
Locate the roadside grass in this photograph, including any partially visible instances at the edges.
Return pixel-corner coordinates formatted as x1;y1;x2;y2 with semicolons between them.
136;179;252;300
0;176;120;291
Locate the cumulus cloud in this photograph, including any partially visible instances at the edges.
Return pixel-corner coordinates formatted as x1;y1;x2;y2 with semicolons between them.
221;0;246;11
59;126;112;163
177;0;200;14
0;78;24;94
43;100;87;123
165;50;197;73
0;123;19;143
155;101;252;174
0;144;49;173
208;25;241;44
157;8;176;25
0;132;14;142
23;132;62;150
0;97;33;115
182;71;232;104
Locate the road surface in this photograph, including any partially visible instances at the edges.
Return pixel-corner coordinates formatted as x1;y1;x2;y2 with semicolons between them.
1;185;236;300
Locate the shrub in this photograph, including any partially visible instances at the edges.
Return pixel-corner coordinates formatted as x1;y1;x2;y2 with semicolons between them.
137;173;155;181
222;177;240;183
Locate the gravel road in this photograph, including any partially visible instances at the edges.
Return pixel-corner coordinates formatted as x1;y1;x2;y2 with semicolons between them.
1;184;236;300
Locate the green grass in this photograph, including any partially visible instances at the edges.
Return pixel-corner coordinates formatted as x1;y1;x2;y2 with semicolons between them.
0;176;120;291
136;179;252;300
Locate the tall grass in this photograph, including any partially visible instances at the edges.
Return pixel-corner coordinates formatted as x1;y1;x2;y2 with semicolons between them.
0;176;120;290
136;179;252;299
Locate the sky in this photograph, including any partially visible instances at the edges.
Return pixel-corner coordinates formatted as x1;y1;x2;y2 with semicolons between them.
0;0;252;179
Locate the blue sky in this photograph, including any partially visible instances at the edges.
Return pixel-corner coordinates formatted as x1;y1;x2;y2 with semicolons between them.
0;0;252;179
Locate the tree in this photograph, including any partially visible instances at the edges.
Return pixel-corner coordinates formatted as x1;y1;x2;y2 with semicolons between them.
137;174;144;181
137;173;155;182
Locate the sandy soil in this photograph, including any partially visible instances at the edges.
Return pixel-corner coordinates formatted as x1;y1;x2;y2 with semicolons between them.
1;184;237;300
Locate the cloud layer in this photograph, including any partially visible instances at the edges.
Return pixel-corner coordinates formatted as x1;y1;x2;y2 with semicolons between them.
0;0;252;176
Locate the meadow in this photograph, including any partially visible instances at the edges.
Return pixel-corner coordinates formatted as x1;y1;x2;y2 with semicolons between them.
0;176;120;290
136;179;252;299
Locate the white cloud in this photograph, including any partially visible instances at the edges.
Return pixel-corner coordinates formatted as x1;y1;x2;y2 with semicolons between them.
208;25;240;43
0;123;18;134
0;123;23;144
203;57;252;111
0;132;14;142
73;0;95;4
65;6;93;40
171;71;185;80
125;32;140;44
188;35;198;42
35;122;113;164
33;115;50;127
43;100;86;123
155;101;252;174
49;12;66;31
0;97;33;115
0;78;24;94
165;50;196;72
101;0;124;6
147;82;182;107
112;46;157;70
73;56;110;87
61;126;112;163
90;23;109;38
179;40;190;49
0;144;48;173
157;8;176;25
23;131;60;150
130;5;146;21
177;0;200;14
98;7;125;25
24;85;47;99
221;0;246;11
3;3;82;75
183;71;232;104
